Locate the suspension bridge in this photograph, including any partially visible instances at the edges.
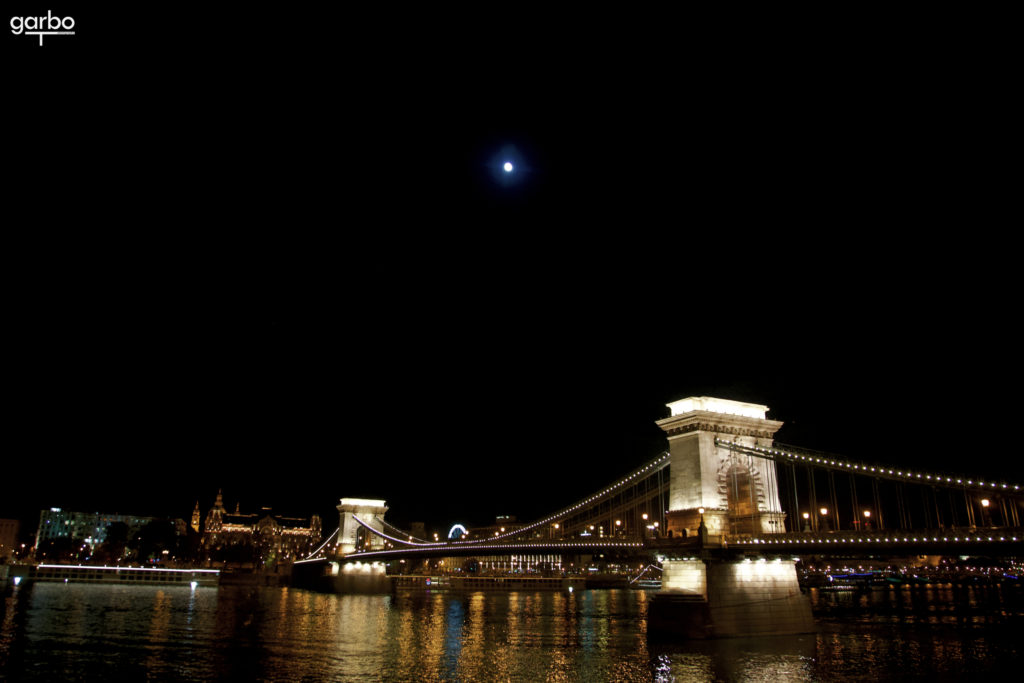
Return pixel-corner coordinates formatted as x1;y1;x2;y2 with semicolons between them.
293;396;1023;637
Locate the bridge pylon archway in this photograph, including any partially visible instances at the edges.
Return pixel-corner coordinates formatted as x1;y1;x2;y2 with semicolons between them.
657;397;786;537
336;498;388;556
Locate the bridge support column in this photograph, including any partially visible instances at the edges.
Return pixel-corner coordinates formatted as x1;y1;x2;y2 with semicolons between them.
336;498;388;556
651;558;814;638
330;559;390;593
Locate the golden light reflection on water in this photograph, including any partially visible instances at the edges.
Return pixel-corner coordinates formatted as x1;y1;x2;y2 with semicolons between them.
2;584;1022;681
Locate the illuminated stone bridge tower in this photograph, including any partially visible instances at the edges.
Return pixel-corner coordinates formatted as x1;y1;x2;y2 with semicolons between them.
656;397;785;538
651;397;813;638
336;498;388;556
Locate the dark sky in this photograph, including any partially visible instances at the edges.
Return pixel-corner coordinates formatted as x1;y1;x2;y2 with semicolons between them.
5;9;1019;537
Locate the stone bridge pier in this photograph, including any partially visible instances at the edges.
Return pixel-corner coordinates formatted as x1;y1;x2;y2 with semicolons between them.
650;397;813;637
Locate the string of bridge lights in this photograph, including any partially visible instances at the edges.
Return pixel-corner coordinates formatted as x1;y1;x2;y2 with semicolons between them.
482;451;671;542
351;516;439;547
356;452;672;549
301;527;339;560
351;440;1017;551
379;518;432;544
716;440;1022;492
735;534;1020;546
352;540;645;558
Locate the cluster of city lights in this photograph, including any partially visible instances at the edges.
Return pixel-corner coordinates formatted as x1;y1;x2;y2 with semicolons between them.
716;440;1022;492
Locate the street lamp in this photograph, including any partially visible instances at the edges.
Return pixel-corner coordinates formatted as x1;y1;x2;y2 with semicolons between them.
802;512;810;532
862;510;871;530
981;498;991;526
819;507;829;531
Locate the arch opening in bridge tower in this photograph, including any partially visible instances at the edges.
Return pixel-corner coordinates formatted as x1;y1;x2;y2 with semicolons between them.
726;464;757;535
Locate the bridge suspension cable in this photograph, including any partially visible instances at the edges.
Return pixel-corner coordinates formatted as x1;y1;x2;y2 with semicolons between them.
718;438;1023;535
716;439;1022;493
378;518;433;544
299;526;339;561
346;451;671;550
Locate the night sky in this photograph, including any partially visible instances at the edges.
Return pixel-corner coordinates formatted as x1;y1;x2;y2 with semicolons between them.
5;10;1019;539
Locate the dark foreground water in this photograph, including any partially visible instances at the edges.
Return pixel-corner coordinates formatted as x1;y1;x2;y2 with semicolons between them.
2;581;1023;681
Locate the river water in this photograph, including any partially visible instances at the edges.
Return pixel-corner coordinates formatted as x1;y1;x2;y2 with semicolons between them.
2;581;1022;681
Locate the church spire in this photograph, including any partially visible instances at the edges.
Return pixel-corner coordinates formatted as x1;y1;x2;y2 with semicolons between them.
204;489;226;534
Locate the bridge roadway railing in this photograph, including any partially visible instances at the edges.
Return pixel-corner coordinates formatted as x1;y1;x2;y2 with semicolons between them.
725;526;1024;554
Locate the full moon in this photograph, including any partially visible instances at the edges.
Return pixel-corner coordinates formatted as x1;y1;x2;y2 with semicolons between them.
503;161;514;173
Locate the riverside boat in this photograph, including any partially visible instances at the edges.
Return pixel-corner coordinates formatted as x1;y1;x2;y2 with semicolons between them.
31;564;220;587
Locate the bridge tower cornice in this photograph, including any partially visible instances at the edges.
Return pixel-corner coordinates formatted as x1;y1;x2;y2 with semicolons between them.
656;411;784;441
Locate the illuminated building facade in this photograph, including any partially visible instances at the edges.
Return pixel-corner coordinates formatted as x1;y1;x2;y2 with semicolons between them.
200;490;322;567
34;508;155;550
